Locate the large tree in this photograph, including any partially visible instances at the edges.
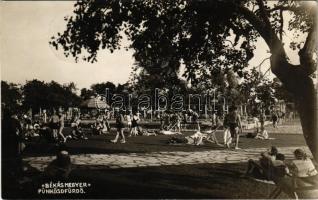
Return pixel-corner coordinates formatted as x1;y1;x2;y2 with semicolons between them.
51;0;317;159
1;81;22;114
23;80;81;112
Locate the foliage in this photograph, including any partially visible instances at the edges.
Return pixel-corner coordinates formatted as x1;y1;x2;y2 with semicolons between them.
80;88;95;100
50;0;262;81
271;77;294;102
22;79;81;112
48;0;318;160
1;81;22;114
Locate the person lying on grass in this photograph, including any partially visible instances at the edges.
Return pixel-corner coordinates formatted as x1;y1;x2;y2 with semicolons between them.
167;130;215;146
167;132;203;145
137;127;157;136
159;129;182;135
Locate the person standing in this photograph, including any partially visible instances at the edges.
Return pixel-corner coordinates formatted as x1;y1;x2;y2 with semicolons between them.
259;110;266;131
272;110;278;128
2;111;24;181
206;111;221;145
188;109;200;131
129;112;139;137
103;110;111;132
211;111;220;130
253;115;260;134
95;113;104;135
42;110;48;124
175;112;181;133
159;112;164;130
224;105;242;149
111;109;126;143
223;114;231;148
50;110;60;140
58;111;67;143
164;111;171;130
126;112;132;132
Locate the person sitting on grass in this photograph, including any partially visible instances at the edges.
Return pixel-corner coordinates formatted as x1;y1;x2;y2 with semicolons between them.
244;146;281;179
254;126;269;140
254;153;287;182
287;149;317;178
43;150;72;180
273;148;318;199
94;114;104;135
70;114;87;140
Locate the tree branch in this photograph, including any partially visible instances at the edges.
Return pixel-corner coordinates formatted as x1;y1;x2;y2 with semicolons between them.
299;20;317;76
256;0;271;28
237;5;286;58
256;57;270;69
279;9;283;41
267;5;300;13
237;4;296;80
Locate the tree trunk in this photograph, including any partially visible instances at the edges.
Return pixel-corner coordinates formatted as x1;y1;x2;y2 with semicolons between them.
271;60;317;161
238;1;318;160
295;82;317;161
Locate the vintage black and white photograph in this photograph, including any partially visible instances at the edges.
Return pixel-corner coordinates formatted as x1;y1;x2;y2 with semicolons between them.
1;0;318;199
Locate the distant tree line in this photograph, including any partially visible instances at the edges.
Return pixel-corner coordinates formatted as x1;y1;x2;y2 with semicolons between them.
2;70;292;117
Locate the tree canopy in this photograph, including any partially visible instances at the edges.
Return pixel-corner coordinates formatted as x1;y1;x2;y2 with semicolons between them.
51;0;318;160
1;81;22;114
51;1;316;81
23;79;81;112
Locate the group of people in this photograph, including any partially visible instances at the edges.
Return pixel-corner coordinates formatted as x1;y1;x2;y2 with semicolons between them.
167;105;243;149
251;109;286;140
92;112;111;135
3;105;290;151
244;146;318;198
110;109;144;144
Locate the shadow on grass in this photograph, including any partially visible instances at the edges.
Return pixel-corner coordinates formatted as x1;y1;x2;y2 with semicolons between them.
2;162;288;199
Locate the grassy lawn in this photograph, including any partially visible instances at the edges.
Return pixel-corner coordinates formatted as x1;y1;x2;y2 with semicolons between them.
5;162;290;199
2;121;309;199
22;128;306;157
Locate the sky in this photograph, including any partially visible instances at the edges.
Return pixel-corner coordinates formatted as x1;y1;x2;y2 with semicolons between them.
0;1;307;90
